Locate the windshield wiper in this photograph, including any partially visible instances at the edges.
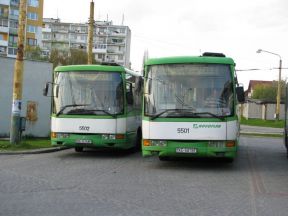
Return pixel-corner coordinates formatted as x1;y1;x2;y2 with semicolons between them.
81;109;117;118
56;104;89;116
193;112;225;120
151;110;225;120
150;109;192;120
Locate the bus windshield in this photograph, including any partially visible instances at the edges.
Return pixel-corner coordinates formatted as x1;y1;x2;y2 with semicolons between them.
144;64;233;118
53;71;124;115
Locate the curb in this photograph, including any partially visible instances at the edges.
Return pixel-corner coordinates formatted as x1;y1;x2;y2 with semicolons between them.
0;147;70;155
240;132;283;137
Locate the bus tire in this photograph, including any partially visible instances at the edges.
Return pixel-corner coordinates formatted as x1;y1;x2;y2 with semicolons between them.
159;156;170;161
133;128;142;152
223;158;234;163
75;147;84;152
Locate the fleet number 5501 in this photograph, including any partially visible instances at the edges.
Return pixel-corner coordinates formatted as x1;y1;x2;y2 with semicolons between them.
177;128;190;133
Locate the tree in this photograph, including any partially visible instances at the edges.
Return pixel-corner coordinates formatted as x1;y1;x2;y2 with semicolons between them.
49;48;98;69
252;80;286;101
25;46;49;61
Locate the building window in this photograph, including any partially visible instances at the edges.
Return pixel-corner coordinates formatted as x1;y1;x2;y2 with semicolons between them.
27;12;38;20
8;47;17;55
11;0;20;5
96;44;106;49
43;33;51;39
10;9;19;16
0;46;6;54
28;0;39;7
8;35;18;47
120;28;126;34
9;20;18;28
27;38;37;46
118;55;123;60
27;25;37;33
98;54;105;59
0;7;9;17
0;19;8;27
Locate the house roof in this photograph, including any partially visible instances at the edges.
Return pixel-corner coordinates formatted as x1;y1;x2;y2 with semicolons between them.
246;80;273;92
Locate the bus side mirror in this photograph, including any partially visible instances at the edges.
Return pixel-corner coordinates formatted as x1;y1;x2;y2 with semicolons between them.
236;86;245;103
148;79;152;95
126;91;134;105
55;85;59;98
126;83;134;105
43;82;49;96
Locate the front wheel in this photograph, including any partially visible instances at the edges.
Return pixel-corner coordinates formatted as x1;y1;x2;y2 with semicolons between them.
159;156;170;161
75;147;84;152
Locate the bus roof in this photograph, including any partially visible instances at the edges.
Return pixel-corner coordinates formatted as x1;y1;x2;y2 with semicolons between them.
54;64;125;73
145;56;235;66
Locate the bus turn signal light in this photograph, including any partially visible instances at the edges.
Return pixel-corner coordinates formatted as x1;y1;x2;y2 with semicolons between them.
226;141;235;148
143;140;151;146
116;134;125;139
51;132;57;138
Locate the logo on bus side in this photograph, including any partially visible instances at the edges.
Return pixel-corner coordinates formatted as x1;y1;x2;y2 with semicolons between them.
177;124;222;133
79;126;90;131
193;124;222;129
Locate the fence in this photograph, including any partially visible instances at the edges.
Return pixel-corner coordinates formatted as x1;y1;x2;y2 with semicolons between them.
241;101;285;120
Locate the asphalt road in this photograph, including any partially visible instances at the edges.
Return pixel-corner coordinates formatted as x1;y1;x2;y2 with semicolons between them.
0;136;287;216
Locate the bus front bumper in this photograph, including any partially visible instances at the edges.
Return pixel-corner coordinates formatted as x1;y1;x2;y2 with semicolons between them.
142;140;237;159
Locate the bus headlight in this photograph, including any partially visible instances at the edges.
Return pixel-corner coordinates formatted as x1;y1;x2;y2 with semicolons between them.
102;134;124;140
208;141;225;148
143;140;167;147
109;134;116;140
51;132;69;139
102;134;109;140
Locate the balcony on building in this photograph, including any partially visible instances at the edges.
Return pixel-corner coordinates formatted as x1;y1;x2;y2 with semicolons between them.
9;27;17;35
9;14;18;20
0;25;9;33
93;44;107;53
0;46;7;56
42;27;51;33
0;38;8;46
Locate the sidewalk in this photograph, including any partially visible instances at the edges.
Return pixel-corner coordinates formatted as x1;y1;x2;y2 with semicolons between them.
240;125;283;135
0;146;69;155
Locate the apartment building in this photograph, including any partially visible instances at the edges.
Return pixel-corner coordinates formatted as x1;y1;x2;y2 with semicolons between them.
42;18;131;68
0;0;43;57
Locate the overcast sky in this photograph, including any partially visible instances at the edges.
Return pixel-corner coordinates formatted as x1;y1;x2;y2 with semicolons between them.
44;0;288;89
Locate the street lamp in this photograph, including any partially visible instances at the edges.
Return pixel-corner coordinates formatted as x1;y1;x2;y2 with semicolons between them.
256;49;282;120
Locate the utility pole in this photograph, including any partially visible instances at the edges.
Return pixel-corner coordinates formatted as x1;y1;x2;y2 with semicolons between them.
87;0;94;64
10;0;27;144
276;59;282;120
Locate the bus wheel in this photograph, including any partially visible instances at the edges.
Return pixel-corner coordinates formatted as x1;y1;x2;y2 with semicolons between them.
133;129;142;152
75;147;84;152
159;156;170;161
223;158;234;163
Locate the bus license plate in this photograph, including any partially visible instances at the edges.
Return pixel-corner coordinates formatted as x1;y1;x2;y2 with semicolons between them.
76;139;92;144
176;148;197;154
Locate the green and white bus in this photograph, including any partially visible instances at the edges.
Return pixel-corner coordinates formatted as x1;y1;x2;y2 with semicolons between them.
44;64;142;152
142;53;244;161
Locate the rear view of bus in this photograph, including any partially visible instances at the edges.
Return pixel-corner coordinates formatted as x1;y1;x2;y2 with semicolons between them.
44;64;142;152
142;53;244;162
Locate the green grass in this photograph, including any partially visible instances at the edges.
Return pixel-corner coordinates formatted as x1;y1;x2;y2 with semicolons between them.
0;138;51;152
240;117;284;128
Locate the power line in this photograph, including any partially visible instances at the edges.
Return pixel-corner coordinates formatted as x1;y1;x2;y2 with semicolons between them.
236;67;288;72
